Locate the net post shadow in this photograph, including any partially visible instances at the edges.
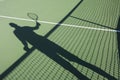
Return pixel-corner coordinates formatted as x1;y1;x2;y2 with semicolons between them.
116;17;120;80
117;17;120;59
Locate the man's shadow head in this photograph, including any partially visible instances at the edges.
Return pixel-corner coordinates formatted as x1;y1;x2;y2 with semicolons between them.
9;23;20;29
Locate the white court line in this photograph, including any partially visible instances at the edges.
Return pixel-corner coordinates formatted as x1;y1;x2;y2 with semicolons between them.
0;15;119;32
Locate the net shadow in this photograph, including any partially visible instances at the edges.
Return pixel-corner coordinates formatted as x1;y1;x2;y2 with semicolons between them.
44;0;83;38
0;47;35;79
70;16;120;60
0;0;84;79
1;0;118;80
70;16;115;30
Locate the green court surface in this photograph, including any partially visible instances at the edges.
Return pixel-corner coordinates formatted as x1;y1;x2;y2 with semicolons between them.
0;0;120;80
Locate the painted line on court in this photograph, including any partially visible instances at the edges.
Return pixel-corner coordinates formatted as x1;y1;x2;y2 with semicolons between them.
0;15;119;32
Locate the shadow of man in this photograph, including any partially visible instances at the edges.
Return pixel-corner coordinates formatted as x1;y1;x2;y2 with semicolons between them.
9;22;116;80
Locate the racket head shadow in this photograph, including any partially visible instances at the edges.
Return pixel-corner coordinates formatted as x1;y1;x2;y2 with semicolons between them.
27;12;38;21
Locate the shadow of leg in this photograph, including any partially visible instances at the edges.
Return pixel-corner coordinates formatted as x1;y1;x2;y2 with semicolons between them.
58;48;117;80
48;54;90;80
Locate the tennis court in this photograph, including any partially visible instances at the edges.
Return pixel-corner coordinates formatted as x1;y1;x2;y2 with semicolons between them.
0;0;120;80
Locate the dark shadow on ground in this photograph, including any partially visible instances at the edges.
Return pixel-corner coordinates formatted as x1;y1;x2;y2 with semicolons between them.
2;22;116;80
116;17;120;80
117;17;120;60
0;0;84;79
0;0;118;80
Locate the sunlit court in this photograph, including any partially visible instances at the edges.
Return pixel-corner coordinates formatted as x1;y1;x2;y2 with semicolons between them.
0;0;120;80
